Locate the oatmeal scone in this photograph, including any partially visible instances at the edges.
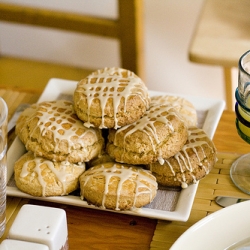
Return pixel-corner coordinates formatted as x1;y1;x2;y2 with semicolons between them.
151;95;197;127
15;100;104;163
74;67;150;129
14;151;86;197
106;104;188;165
146;126;217;188
79;162;158;210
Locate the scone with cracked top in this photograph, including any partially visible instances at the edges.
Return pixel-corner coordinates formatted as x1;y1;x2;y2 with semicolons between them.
73;67;150;129
150;95;197;127
15;100;104;163
146;126;217;188
106;104;188;165
14;151;86;197
79;162;158;210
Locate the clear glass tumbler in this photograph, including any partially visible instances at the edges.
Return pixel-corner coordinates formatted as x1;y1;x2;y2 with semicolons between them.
231;49;250;194
0;98;8;237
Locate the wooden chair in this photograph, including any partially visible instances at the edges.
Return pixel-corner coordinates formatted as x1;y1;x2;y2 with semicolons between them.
0;1;144;93
189;0;250;111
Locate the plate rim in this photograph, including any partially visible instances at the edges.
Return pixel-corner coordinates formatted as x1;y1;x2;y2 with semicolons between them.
7;78;225;221
170;200;250;249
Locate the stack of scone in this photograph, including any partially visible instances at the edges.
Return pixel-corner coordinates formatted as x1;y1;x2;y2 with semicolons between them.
14;67;217;211
14;100;104;197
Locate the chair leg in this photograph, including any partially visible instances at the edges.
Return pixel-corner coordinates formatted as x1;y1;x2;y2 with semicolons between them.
224;67;233;111
118;0;144;79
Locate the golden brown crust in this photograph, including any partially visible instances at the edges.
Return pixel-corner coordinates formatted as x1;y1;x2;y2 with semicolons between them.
150;95;197;127
106;104;188;165
87;151;114;168
14;151;86;197
79;162;158;210
73;67;150;129
146;126;217;188
15;100;104;163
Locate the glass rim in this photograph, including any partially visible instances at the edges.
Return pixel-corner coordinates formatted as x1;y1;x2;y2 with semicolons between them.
0;97;8;127
239;50;250;76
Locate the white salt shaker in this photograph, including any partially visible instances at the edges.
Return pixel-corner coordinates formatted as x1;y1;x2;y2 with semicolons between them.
8;204;68;250
0;239;49;250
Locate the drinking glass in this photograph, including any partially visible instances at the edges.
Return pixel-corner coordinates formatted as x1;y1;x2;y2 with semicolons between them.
0;98;8;237
231;49;250;194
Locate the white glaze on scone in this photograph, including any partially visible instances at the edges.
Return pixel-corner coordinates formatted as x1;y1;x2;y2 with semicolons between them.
147;126;217;188
14;151;85;197
107;104;188;165
74;67;150;129
79;162;158;210
150;95;197;127
16;100;104;163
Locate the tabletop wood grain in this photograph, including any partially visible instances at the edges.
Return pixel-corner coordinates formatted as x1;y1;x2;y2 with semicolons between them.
2;87;248;250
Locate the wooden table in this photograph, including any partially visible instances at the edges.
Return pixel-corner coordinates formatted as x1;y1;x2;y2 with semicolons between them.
1;87;250;249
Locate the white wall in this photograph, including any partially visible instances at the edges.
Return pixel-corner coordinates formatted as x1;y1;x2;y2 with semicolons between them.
144;0;225;100
0;0;233;104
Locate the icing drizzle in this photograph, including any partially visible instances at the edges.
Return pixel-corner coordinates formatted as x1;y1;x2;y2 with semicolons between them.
80;163;157;210
151;126;216;188
19;100;100;161
113;104;185;163
150;95;197;126
20;156;85;196
75;67;150;129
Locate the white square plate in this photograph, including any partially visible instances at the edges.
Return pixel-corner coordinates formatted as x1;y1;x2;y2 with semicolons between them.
7;78;225;221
